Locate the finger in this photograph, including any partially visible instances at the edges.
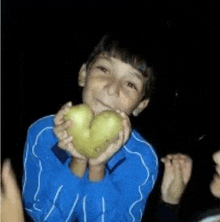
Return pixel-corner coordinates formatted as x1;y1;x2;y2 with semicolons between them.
61;101;72;110
177;155;192;170
213;151;220;164
117;111;131;143
171;153;189;162
176;153;191;161
54;131;68;141
54;107;70;125
161;156;173;164
172;153;183;159
54;104;72;125
182;158;193;184
111;131;124;148
117;111;131;127
215;165;220;175
61;140;86;160
122;121;131;144
173;160;183;181
54;119;73;135
160;157;166;163
183;155;193;164
117;131;124;147
120;111;130;122
53;126;65;139
162;159;174;181
54;129;69;141
166;154;176;160
178;154;192;167
161;155;174;170
69;146;87;160
101;131;124;161
58;136;73;150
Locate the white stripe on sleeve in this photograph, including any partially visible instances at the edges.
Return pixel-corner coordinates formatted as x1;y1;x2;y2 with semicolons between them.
44;185;64;221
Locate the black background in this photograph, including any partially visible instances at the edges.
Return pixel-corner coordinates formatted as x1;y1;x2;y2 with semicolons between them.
2;0;220;221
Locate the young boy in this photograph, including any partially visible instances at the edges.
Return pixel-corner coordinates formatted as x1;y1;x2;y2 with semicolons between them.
22;32;158;221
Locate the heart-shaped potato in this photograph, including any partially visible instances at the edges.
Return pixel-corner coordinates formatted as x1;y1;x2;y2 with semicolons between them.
63;104;123;158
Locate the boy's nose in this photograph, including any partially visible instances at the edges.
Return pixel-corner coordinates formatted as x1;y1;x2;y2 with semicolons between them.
106;80;120;96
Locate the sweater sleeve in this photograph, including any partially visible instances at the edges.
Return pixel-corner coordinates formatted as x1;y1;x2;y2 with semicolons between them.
22;117;82;222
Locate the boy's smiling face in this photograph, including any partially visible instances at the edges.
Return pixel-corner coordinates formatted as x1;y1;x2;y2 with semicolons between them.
78;54;149;116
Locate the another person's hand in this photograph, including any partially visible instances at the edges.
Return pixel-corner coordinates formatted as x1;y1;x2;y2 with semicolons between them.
53;101;87;162
161;153;193;204
210;150;220;198
88;110;131;181
1;159;25;222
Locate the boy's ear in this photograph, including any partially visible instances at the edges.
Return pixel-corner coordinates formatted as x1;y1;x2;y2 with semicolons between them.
78;63;87;87
132;99;149;116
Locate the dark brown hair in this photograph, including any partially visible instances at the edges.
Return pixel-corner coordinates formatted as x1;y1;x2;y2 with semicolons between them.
85;32;155;99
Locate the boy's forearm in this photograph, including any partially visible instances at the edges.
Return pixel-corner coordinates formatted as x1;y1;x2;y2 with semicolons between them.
89;164;106;182
69;158;87;177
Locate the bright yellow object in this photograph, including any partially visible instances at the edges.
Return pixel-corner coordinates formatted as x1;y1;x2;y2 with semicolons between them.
64;104;123;158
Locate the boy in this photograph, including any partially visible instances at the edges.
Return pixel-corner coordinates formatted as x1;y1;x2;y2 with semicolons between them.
22;32;158;221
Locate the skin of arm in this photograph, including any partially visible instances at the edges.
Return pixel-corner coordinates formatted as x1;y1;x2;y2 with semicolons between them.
160;153;193;204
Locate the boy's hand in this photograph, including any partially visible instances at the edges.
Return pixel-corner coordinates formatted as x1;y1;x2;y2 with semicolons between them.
89;110;131;166
88;111;131;181
53;102;87;162
161;153;192;204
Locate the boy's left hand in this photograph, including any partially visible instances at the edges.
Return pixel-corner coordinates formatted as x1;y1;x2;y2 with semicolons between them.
89;110;131;167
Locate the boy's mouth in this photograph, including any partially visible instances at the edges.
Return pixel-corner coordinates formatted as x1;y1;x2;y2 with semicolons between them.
96;99;115;111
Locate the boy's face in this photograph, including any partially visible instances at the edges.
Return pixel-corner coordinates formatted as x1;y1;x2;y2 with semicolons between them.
210;150;220;198
78;54;149;116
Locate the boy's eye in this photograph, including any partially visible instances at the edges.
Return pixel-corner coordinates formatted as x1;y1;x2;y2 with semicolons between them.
127;82;137;90
97;66;108;73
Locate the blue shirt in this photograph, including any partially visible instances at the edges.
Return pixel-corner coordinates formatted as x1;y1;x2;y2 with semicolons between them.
22;115;158;222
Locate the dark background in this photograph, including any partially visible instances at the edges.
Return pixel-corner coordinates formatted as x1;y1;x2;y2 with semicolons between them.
2;0;220;221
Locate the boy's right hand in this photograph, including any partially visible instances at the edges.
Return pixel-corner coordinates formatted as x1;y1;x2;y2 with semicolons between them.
53;102;87;162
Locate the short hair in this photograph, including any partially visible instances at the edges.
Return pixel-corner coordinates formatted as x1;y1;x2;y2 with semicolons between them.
85;32;155;100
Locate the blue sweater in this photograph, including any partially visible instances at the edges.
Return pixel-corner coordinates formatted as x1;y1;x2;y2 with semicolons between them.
22;115;158;222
